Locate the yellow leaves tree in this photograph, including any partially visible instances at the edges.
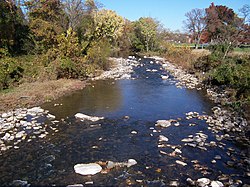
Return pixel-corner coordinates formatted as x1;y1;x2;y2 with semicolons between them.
82;9;124;54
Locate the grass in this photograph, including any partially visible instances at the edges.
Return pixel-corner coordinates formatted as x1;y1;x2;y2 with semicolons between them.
234;47;250;53
0;79;86;112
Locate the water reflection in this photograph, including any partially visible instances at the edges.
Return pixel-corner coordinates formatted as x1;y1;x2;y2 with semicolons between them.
43;80;122;119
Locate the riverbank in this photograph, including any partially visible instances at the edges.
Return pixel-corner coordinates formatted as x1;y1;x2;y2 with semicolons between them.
0;79;86;113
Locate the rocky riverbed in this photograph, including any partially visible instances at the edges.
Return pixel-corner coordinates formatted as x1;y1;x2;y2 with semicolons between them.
92;56;139;80
0;56;249;186
0;107;59;155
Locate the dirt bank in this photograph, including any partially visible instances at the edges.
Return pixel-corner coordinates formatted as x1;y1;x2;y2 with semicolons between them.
0;79;86;113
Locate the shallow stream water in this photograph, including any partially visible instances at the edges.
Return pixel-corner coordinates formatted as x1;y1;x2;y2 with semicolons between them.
0;58;248;186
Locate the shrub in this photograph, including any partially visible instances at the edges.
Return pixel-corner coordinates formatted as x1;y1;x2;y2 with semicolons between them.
86;39;111;70
210;55;250;99
0;57;23;89
163;43;194;70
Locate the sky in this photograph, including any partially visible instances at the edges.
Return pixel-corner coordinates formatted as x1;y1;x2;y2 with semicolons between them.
97;0;249;32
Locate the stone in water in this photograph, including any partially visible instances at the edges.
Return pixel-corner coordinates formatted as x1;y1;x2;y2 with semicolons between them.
74;163;102;175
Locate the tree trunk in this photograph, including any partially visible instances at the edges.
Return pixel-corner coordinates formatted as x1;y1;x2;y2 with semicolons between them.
223;43;231;59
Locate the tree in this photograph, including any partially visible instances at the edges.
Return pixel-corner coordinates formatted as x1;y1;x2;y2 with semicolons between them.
62;0;84;31
205;3;244;58
25;0;67;52
82;9;124;54
0;0;29;54
239;4;250;24
134;17;159;52
183;8;206;49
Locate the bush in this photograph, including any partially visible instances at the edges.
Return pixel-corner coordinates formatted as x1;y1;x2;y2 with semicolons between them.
0;57;24;89
86;39;111;70
163;43;194;70
208;43;234;58
210;55;250;99
194;53;223;72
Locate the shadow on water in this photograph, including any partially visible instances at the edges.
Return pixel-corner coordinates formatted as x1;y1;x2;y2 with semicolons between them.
0;58;248;186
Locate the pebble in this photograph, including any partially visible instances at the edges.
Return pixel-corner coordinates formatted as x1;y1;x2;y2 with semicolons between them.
176;160;187;166
159;135;169;142
155;120;172;128
210;181;224;187
131;131;138;134
197;178;211;187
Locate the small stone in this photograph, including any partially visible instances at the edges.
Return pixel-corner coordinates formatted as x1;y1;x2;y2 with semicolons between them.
169;181;179;186
181;138;193;142
127;159;137;167
210;181;224;187
197;178;210;187
175;148;182;154
211;160;216;164
107;161;115;169
155;120;171;128
131;131;137;134
174;122;180;126
210;141;217;147
74;163;102;175
214;155;221;160
47;114;56;119
67;184;84;187
75;113;104;122
2;133;11;141
186;178;195;186
159;135;168;142
176;160;187;166
39;134;46;138
11;180;28;186
85;181;94;185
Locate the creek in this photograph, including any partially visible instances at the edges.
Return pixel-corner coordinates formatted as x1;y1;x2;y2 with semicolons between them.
0;58;248;186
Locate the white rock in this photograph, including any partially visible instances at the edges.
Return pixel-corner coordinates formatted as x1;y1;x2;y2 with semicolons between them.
131;131;137;134
155;120;171;128
175;148;182;154
75;113;104;122
176;160;187;166
47;114;56;119
67;184;84;187
127;159;137;167
15;131;26;139
161;75;169;80
159;135;168;142
27;107;44;114
74;163;102;175
169;181;179;186
197;178;211;187
181;138;193;142
162;64;168;68
2;133;11;141
210;181;224;187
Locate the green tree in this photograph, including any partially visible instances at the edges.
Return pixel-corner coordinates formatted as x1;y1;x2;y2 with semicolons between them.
25;0;67;52
134;17;159;52
0;0;29;54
